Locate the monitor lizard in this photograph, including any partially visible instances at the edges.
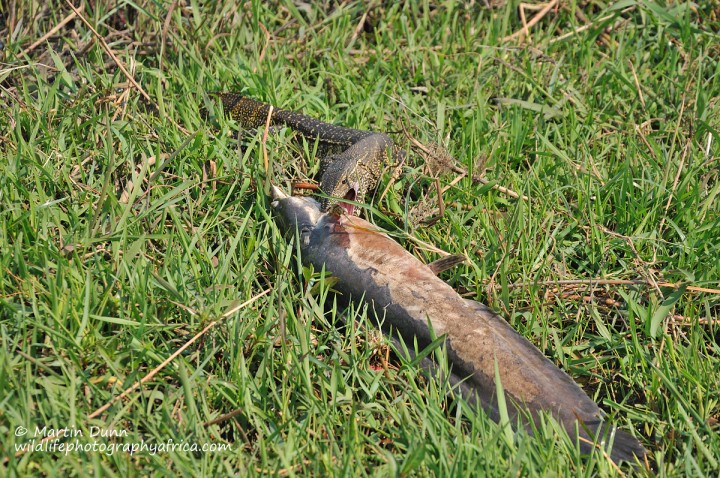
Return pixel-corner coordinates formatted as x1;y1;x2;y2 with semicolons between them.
213;93;401;215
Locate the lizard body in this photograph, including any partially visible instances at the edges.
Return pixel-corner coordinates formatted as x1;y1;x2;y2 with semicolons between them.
214;93;399;214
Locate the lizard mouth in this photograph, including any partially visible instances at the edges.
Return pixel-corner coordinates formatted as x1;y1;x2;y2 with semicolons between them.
340;188;356;215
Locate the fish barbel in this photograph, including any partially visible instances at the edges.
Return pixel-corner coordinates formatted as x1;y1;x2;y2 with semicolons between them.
270;185;646;464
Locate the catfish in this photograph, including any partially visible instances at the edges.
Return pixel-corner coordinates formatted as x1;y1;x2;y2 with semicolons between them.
270;185;646;465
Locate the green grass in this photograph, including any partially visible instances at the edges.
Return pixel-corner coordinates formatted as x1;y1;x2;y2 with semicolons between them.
1;0;719;476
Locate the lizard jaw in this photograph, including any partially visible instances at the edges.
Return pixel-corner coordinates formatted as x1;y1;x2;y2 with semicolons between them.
340;181;360;215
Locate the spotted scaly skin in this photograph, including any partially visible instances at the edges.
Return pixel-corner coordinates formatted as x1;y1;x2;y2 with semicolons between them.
215;93;398;214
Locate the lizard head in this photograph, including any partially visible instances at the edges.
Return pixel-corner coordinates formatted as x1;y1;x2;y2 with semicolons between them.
320;160;362;216
334;175;361;216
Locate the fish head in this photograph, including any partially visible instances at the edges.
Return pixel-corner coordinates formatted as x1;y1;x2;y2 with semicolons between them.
270;185;324;247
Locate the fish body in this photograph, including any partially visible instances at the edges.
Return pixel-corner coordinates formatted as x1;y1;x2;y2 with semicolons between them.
270;186;646;464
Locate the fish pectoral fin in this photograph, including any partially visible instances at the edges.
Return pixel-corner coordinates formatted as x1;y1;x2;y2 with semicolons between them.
427;254;467;275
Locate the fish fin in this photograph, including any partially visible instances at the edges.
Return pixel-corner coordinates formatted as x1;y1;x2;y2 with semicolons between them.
608;427;648;465
584;419;647;465
427;254;466;275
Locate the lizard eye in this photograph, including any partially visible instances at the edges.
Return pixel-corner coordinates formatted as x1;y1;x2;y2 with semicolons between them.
341;179;347;184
